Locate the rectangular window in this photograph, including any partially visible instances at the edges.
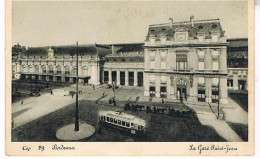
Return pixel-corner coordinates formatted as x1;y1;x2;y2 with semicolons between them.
118;120;121;125
160;86;167;98
212;51;219;59
114;119;117;124
227;80;233;87
198;77;205;86
198;50;205;59
198;61;204;70
198;89;206;102
106;117;109;122
160;50;166;57
212;78;219;86
212;61;219;70
161;61;166;69
126;122;130;127
122;121;126;126
176;54;187;70
161;76;167;84
150;75;155;84
149;86;156;97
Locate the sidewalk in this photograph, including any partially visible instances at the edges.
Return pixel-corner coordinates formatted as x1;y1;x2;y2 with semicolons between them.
186;103;243;142
12;93;75;128
221;97;248;125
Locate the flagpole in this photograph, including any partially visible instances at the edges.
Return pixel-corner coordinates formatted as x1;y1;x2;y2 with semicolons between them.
75;41;79;131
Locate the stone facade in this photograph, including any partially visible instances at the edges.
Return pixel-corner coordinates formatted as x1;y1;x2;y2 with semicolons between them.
102;44;144;86
143;17;229;104
12;44;111;85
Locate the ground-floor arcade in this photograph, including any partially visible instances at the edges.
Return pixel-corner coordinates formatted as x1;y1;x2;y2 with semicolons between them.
143;72;228;104
103;69;143;86
20;73;90;85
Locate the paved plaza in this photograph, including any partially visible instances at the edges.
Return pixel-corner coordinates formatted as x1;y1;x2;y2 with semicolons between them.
12;84;248;142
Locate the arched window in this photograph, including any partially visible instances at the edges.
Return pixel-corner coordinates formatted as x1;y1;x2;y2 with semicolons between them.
56;66;61;74
64;66;70;75
48;65;54;74
35;65;39;73
42;65;46;73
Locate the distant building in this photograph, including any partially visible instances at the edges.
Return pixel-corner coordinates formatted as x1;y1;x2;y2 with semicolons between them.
143;17;228;104
12;44;111;85
102;43;144;86
227;38;248;90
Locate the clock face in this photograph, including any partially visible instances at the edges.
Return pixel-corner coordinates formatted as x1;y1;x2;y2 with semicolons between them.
176;33;187;42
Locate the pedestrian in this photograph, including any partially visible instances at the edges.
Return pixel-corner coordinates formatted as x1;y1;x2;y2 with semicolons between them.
162;98;164;104
72;93;74;99
21;100;23;105
51;90;53;95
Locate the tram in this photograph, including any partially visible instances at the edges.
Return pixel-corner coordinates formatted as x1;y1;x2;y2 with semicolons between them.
98;111;146;135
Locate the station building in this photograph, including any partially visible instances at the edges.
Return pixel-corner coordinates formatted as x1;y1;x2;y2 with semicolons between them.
12;17;248;104
226;38;248;90
143;17;229;104
102;43;144;86
12;44;111;85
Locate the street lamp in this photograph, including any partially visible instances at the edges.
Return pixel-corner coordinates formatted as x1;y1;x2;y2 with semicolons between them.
75;41;79;131
217;80;220;119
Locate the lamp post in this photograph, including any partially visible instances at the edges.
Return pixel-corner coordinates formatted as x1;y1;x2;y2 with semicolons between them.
217;80;220;119
75;41;79;131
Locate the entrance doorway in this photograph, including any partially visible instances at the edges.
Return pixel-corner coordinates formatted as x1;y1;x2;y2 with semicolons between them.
137;72;143;86
129;72;134;86
176;79;187;100
120;71;125;85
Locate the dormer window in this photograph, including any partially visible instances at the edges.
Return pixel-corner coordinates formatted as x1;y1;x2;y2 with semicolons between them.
160;34;167;44
197;32;205;43
211;31;220;42
149;35;156;44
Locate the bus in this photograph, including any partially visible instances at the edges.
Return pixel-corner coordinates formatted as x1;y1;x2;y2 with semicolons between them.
98;111;146;135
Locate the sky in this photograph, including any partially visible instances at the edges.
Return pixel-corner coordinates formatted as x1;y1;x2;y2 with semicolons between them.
12;0;248;47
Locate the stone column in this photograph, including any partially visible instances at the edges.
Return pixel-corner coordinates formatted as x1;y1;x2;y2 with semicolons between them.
134;70;138;86
61;66;65;82
125;70;129;86
204;49;212;71
205;77;212;103
233;73;239;90
144;73;149;96
166;75;171;98
108;69;112;85
219;47;227;73
219;77;228;104
193;76;198;102
116;70;120;85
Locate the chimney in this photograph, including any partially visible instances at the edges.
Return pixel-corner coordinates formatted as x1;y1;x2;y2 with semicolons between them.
169;18;173;30
190;15;194;27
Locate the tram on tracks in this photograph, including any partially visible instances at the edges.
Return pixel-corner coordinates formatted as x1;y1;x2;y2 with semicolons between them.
98;111;146;135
